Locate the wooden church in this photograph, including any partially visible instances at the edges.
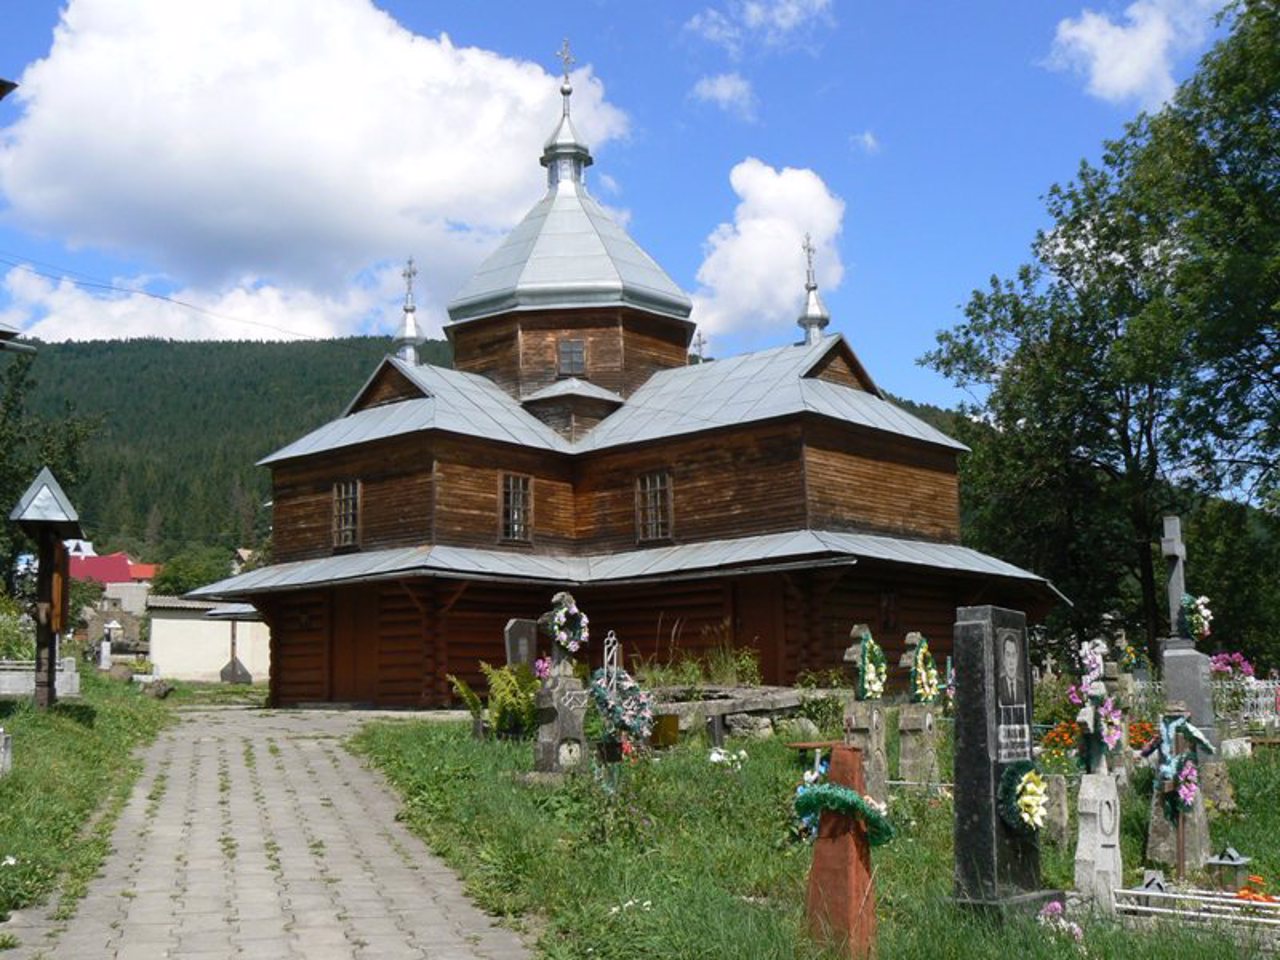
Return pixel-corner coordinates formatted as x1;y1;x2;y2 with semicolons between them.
196;72;1058;707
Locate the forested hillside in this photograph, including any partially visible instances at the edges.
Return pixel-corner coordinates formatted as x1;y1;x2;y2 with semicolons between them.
21;337;451;558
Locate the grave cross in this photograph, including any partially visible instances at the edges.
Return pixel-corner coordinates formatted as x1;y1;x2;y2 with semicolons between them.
1160;516;1186;636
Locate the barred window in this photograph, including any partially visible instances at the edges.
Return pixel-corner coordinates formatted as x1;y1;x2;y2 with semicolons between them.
332;479;360;548
558;338;586;377
635;470;672;542
502;474;533;542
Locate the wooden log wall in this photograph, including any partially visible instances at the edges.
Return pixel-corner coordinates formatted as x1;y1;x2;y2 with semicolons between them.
803;420;961;543
350;364;423;411
259;590;330;704
272;436;434;562
575;422;808;551
450;317;520;394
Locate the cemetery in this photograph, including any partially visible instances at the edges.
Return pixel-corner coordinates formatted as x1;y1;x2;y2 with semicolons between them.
351;578;1280;960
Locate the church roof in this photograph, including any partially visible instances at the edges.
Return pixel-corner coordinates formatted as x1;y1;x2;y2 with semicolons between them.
191;527;1057;600
577;334;965;452
521;377;624;404
259;359;570;464
259;336;961;464
445;68;692;325
445;178;693;324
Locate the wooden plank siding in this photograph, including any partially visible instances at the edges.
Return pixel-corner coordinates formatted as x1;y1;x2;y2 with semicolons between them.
350;364;423;411
431;437;575;551
450;307;689;400
272;436;434;563
574;422;808;552
806;350;865;390
803;419;961;542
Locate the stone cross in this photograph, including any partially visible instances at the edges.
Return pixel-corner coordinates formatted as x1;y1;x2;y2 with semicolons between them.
952;605;1058;912
1160;516;1186;636
1158;515;1217;746
1075;774;1123;913
843;700;887;804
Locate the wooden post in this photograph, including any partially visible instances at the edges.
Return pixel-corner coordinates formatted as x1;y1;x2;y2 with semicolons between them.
33;529;57;711
806;745;877;958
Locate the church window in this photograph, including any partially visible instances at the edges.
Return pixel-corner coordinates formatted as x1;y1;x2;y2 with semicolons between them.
502;473;533;542
558;339;586;377
635;470;672;542
332;479;360;549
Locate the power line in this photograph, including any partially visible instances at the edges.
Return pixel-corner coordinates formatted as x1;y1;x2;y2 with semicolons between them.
0;252;329;341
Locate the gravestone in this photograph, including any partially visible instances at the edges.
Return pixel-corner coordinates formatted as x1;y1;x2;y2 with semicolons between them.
0;730;10;777
1074;774;1122;914
1144;706;1211;874
98;638;112;671
897;704;939;785
953;605;1057;912
504;618;538;670
1159;517;1217;747
1044;775;1069;848
843;701;888;804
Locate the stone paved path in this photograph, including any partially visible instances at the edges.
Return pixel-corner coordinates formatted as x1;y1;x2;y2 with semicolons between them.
3;708;530;960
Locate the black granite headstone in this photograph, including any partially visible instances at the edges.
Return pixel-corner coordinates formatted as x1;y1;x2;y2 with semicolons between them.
953;605;1058;912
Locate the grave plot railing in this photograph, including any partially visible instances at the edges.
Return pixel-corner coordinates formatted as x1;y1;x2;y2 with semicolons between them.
1133;679;1280;727
1114;886;1280;950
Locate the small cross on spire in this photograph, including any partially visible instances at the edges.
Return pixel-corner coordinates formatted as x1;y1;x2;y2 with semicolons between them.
402;257;418;311
556;38;575;83
692;330;707;362
802;233;817;290
555;38;576;117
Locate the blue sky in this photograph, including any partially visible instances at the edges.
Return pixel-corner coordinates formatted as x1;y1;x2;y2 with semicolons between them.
0;1;1225;408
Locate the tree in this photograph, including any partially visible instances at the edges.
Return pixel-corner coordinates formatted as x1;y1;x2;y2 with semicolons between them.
925;152;1188;662
0;355;97;595
151;545;233;596
1136;0;1280;505
925;1;1280;662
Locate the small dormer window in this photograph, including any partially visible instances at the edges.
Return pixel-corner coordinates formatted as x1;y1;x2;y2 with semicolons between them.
332;479;360;549
558;339;586;377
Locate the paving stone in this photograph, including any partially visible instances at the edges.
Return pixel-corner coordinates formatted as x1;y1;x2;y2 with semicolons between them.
0;709;530;960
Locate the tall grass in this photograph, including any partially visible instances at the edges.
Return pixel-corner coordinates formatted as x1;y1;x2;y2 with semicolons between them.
0;671;171;918
355;720;1254;959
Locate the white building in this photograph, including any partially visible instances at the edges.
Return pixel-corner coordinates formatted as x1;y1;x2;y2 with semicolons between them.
146;596;270;683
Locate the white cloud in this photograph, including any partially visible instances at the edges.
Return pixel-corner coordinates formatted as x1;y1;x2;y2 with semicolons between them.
1046;0;1221;109
850;130;880;154
1;262;428;342
0;0;629;338
691;157;844;341
685;0;833;57
691;73;757;121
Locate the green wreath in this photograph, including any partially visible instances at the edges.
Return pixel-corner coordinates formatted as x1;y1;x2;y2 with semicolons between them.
793;784;896;847
997;760;1046;836
856;633;887;701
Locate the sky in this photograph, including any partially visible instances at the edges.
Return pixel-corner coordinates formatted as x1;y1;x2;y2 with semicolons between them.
0;0;1227;408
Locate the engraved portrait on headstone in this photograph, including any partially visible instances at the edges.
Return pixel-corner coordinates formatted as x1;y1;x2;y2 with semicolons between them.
996;627;1031;764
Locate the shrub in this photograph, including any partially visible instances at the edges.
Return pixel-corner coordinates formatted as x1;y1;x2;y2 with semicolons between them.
478;662;539;737
0;599;35;661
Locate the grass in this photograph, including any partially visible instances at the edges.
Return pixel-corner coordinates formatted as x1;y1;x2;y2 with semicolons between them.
353;719;1264;960
0;670;170;920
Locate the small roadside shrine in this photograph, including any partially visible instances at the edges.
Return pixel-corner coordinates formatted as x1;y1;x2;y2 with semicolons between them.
9;467;83;709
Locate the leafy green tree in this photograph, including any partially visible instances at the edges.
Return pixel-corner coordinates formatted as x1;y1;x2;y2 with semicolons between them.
151;545;232;596
1134;0;1280;504
0;355;98;594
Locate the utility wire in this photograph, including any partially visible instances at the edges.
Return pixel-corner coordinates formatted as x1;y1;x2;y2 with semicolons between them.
0;252;327;341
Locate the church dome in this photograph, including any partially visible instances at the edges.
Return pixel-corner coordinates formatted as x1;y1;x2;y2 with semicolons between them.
446;64;692;325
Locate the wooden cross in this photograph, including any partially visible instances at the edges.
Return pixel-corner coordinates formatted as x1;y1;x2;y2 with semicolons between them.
1161;516;1186;636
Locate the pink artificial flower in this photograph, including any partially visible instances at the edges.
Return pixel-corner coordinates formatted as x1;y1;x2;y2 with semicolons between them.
534;657;551;680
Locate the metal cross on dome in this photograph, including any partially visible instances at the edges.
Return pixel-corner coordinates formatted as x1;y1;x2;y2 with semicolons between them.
802;233;817;287
556;38;575;83
402;257;417;306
